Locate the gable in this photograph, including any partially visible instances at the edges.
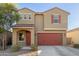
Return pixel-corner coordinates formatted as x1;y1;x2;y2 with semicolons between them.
16;8;35;24
43;7;68;30
43;7;70;15
18;8;36;14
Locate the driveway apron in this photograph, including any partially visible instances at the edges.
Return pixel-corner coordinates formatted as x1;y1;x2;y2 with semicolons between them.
38;46;79;56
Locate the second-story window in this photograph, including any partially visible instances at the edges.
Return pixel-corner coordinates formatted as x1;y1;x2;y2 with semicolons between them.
51;14;61;24
20;13;32;20
53;15;59;23
24;14;27;19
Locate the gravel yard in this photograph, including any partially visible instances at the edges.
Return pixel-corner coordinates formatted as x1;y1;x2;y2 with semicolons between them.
0;47;37;56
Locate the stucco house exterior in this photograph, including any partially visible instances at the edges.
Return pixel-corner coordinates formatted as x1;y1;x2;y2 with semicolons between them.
67;28;79;44
12;7;70;48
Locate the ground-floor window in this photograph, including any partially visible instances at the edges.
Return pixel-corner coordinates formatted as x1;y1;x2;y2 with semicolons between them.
18;32;24;41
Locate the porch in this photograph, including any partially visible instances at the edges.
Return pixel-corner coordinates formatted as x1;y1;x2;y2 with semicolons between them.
12;24;35;48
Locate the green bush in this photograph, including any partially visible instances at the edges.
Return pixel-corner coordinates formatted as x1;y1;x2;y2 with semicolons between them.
11;45;21;52
73;44;79;48
0;28;5;33
31;44;38;51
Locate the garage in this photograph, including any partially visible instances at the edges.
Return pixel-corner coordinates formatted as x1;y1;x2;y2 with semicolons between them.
37;33;63;45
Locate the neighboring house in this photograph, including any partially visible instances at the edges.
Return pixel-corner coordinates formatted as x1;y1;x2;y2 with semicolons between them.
0;31;12;49
67;28;79;44
12;7;70;47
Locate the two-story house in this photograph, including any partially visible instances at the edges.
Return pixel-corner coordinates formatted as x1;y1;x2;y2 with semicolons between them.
12;7;70;47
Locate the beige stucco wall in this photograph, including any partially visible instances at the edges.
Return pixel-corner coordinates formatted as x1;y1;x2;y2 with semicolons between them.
35;14;44;31
67;30;79;44
17;8;35;24
37;30;66;33
43;8;68;30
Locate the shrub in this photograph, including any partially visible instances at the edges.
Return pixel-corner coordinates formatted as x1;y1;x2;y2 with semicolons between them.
11;45;21;52
73;44;79;48
0;28;5;33
31;44;38;51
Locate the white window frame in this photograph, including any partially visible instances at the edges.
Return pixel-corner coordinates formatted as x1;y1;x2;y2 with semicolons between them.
18;32;25;42
20;13;32;20
52;14;60;24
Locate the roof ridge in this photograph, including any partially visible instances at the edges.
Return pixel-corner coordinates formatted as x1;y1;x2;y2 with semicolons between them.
18;7;70;14
43;7;70;14
18;8;36;13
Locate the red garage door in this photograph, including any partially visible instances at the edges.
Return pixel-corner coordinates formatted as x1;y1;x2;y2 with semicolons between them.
37;33;63;45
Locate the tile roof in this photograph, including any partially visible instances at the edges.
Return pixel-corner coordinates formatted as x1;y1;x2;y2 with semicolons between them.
68;28;79;32
12;24;34;28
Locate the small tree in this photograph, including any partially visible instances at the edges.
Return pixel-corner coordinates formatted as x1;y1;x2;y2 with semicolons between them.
0;3;20;50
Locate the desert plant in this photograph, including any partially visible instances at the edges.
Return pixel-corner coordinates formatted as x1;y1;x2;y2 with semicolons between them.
31;44;38;51
11;45;21;52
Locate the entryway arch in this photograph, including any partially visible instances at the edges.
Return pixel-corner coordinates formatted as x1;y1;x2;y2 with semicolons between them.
12;27;35;49
17;30;31;47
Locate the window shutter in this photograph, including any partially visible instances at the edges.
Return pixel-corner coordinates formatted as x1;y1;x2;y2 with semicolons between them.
59;15;61;23
51;15;53;23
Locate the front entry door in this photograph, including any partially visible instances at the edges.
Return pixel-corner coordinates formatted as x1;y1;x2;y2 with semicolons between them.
26;31;31;46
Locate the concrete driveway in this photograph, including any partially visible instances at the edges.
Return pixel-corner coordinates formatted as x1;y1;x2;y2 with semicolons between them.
38;46;79;56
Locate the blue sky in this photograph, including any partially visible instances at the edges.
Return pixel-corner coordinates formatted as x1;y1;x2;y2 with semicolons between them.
17;3;79;30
